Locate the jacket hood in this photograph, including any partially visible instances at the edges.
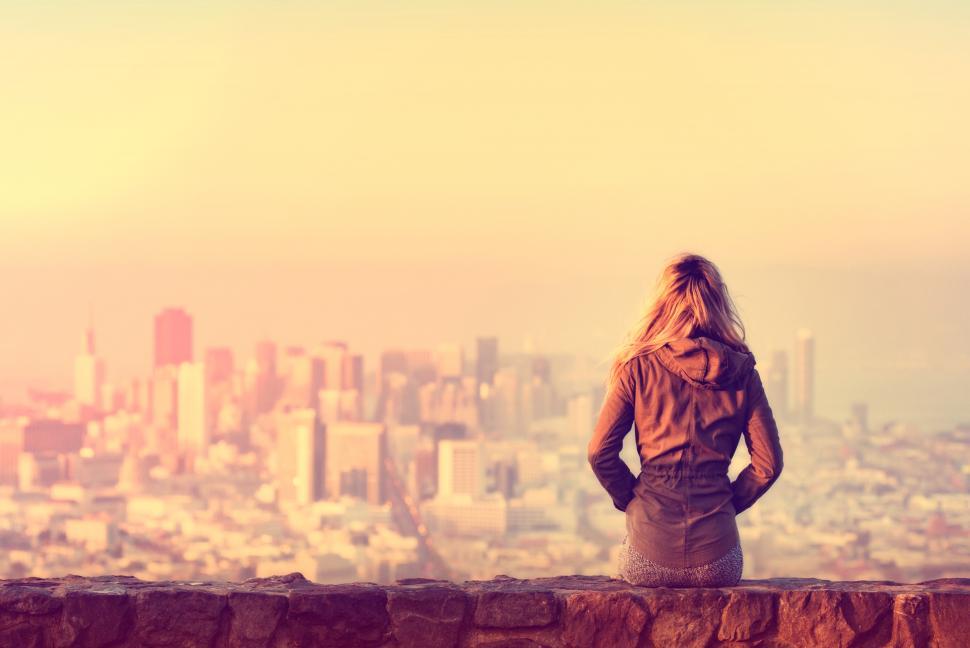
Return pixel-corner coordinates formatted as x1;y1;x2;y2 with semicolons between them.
655;336;755;389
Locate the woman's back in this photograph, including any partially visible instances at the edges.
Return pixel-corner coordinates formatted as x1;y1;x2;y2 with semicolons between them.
588;335;784;570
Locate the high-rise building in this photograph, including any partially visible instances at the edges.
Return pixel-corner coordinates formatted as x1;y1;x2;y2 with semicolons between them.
276;407;324;505
22;420;85;454
566;393;594;441
476;337;499;431
284;355;324;409
434;344;464;381
342;353;364;393
419;423;468;497
255;340;277;376
378;349;408;389
793;329;815;424
417;378;478;427
277;345;302;373
341;353;365;420
204;347;234;386
324;422;386;505
437;439;485;499
406;350;437;386
492;459;518;500
491;367;521;435
318;389;341;425
151;365;180;431
850;402;868;433
74;327;106;409
154;308;193;368
315;341;348;390
252;340;279;414
476;337;499;388
177;362;208;471
763;350;789;421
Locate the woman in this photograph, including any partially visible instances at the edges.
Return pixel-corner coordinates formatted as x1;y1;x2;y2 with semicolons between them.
587;252;784;587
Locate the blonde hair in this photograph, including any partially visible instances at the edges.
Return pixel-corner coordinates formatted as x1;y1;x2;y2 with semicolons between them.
605;252;749;393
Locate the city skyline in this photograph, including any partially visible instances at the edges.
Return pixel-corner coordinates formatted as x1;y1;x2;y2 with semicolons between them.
3;298;966;585
4;282;967;434
1;0;968;598
40;305;838;430
3;2;970;432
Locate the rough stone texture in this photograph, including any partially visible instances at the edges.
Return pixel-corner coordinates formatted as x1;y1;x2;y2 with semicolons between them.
0;573;966;647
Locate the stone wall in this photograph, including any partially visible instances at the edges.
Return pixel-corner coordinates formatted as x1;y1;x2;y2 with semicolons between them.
0;572;967;647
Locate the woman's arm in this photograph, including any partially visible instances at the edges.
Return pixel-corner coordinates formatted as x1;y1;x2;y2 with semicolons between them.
587;362;638;512
731;368;784;515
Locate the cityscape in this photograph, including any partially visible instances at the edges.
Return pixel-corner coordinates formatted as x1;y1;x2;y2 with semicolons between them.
0;308;966;585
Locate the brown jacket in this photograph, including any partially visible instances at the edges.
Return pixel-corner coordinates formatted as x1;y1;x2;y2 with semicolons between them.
588;336;784;569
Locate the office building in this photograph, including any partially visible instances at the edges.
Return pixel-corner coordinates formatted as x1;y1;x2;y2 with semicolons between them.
763;350;789;420
154;308;193;368
315;341;348;390
476;337;499;389
74;327;106;410
204;347;234;386
437;439;485;499
434;344;464;381
276;407;325;505
177;362;208;471
250;340;280;415
325;422;387;505
793;329;815;424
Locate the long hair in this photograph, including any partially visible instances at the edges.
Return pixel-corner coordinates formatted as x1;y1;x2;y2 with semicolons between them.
605;252;750;393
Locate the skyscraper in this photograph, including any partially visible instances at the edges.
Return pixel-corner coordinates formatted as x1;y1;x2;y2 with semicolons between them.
342;353;364;393
74;327;105;409
204;347;234;386
793;329;815;424
341;353;364;420
434;343;464;381
151;364;179;431
850;401;868;433
324;422;387;505
476;337;499;431
315;341;348;390
154;308;193;368
763;350;789;421
177;361;208;471
476;337;499;388
252;340;279;414
437;439;485;499
276;407;325;505
378;349;408;389
283;355;324;409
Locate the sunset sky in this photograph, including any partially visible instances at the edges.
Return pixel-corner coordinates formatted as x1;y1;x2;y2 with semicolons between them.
2;2;968;428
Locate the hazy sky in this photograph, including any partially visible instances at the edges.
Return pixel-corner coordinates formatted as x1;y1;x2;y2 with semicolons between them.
2;2;968;429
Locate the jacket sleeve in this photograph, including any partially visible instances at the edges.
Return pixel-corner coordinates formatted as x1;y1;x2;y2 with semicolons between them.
587;362;638;512
731;368;784;515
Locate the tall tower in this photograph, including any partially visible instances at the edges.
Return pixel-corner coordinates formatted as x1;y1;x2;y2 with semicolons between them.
476;337;499;431
324;422;387;505
850;401;868;433
204;347;234;386
74;326;106;409
154;308;193;368
276;407;324;505
341;353;365;420
177;361;208;471
434;343;464;381
437;439;485;499
793;329;815;424
476;337;499;389
763;350;789;421
315;341;348;390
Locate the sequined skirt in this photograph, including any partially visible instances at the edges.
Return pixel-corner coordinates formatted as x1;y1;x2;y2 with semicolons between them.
616;534;743;587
